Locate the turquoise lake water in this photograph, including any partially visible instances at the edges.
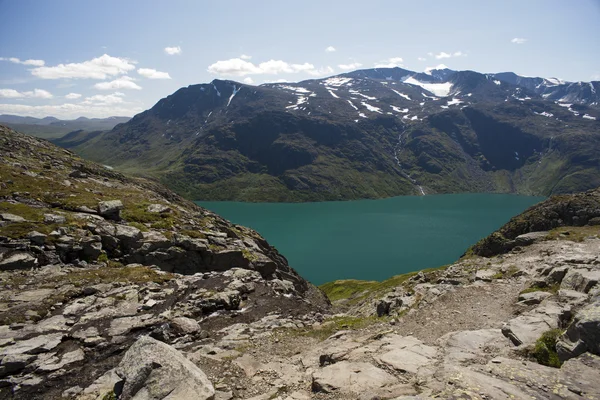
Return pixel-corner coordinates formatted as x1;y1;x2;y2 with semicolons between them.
198;194;544;285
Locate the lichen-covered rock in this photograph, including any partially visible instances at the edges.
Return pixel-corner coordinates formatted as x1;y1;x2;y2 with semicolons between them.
114;336;214;400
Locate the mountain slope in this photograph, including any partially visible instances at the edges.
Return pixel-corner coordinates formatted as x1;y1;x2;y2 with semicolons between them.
69;67;600;201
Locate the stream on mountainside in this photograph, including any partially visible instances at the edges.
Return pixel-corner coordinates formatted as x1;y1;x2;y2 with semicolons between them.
199;194;544;285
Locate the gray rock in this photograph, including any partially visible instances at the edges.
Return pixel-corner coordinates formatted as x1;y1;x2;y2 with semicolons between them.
114;336;214;400
0;252;37;270
312;361;397;393
561;268;600;293
97;200;123;220
0;333;63;356
170;317;201;335
44;213;66;224
514;231;549;246
27;231;46;245
375;335;437;374
0;354;36;377
147;204;171;214
557;300;600;361
0;213;25;222
517;291;552;305
475;269;497;282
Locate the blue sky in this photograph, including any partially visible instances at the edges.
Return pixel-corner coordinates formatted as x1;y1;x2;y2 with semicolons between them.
0;0;599;119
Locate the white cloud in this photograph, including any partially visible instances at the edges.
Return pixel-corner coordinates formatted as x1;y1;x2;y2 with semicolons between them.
137;68;171;79
207;58;332;77
83;92;126;106
0;88;53;99
31;54;136;80
434;51;465;59
0;102;142;119
511;38;527;44
164;46;182;55
240;54;252;60
325;46;336;53
417;57;427;62
94;75;142;90
26;89;53;99
424;64;449;74
374;57;404;68
65;93;82;99
0;89;23;98
0;57;45;67
592;73;600;81
338;62;362;71
243;77;254;84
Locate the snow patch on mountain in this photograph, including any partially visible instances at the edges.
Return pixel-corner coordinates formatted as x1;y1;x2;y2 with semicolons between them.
403;76;452;97
322;77;352;87
349;89;377;100
327;88;340;99
361;101;382;114
390;105;409;113
391;89;411;100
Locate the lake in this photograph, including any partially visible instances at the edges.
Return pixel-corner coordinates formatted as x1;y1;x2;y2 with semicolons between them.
198;194;544;285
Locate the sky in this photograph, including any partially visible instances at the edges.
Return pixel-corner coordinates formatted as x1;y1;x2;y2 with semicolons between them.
0;0;599;119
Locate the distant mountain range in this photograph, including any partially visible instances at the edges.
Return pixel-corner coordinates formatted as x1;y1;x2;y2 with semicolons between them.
0;115;130;139
52;67;600;201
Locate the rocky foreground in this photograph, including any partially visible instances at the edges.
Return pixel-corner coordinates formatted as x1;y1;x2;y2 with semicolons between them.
1;125;600;399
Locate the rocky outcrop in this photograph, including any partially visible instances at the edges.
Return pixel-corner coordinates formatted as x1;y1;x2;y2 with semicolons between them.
470;188;600;257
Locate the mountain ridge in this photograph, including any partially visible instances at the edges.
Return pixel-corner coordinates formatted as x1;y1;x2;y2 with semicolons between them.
59;66;600;201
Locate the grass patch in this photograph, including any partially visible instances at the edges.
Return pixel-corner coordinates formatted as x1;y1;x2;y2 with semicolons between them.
546;225;600;242
0;202;46;221
532;329;563;368
319;264;449;305
180;230;207;239
520;283;559;295
298;315;383;341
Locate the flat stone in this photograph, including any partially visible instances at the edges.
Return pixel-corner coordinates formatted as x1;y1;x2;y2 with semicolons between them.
44;214;66;224
0;333;63;356
375;335;437;374
0;213;25;222
37;347;85;371
312;361;397;393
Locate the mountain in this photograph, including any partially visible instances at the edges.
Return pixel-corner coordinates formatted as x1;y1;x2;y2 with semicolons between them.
66;67;600;201
0;115;130;140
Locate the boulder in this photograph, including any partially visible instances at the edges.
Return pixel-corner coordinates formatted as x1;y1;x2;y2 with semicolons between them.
114;336;214;400
98;200;123;221
170;317;201;335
